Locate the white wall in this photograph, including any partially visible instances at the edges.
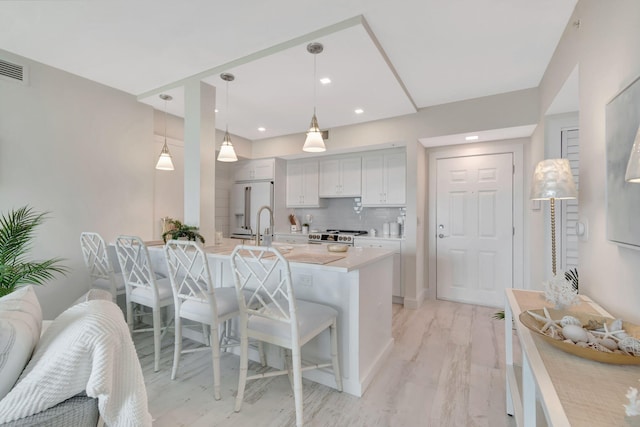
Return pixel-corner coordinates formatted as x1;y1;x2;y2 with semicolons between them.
0;49;155;318
534;0;640;322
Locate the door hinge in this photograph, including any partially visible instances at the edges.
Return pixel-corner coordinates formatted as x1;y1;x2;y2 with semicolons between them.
513;164;515;175
513;227;515;236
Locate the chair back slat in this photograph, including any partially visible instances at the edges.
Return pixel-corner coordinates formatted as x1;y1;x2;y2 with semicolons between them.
80;232;113;280
230;245;297;325
115;236;159;297
164;240;214;306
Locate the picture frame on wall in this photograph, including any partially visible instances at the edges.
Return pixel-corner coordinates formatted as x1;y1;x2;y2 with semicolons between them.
606;74;640;248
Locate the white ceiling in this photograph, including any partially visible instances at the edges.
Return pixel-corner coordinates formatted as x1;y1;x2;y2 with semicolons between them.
0;0;577;143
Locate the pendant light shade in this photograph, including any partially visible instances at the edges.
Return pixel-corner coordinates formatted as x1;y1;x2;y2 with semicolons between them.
303;114;325;152
217;72;238;162
218;130;238;162
303;42;326;153
155;94;174;171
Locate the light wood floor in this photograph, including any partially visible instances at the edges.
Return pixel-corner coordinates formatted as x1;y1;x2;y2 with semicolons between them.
135;299;518;427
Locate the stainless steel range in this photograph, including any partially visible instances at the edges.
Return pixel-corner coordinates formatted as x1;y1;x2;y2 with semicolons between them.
307;229;368;246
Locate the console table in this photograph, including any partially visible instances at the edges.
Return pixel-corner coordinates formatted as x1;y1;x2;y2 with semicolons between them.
505;289;639;426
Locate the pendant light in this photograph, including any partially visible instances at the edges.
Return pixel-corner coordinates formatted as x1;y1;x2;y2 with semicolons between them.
217;72;238;162
303;42;326;153
155;94;175;171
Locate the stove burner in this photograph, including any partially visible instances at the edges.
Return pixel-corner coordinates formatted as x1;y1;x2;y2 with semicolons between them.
308;229;368;246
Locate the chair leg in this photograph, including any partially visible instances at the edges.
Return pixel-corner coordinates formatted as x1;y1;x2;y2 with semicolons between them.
171;316;182;380
153;307;162;372
284;349;294;390
291;346;304;427
203;323;210;347
258;341;266;367
211;322;221;400
125;296;133;334
330;319;343;392
235;325;249;412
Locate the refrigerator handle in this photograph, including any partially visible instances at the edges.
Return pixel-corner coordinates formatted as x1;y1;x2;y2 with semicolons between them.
244;186;251;233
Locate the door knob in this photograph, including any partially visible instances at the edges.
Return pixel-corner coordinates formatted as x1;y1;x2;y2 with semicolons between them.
439;233;445;238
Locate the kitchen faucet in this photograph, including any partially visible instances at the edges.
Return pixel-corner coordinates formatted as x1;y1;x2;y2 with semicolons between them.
255;205;274;246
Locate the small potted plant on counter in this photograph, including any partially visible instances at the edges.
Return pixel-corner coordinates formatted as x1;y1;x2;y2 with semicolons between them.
161;218;205;244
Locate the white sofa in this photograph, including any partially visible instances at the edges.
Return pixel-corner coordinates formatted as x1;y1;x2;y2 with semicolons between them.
0;286;152;426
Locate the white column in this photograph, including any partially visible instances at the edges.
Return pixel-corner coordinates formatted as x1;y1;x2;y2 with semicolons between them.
183;80;216;242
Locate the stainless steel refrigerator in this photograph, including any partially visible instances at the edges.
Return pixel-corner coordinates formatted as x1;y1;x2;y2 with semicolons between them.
230;180;274;238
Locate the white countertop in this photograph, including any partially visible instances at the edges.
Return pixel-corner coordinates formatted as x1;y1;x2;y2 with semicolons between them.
203;238;393;273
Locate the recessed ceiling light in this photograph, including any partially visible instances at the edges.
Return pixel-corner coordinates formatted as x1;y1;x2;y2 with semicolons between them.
355;108;364;114
320;77;331;85
258;127;266;132
465;135;479;141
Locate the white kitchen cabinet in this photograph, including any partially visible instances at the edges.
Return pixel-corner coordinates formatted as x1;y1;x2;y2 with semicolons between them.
286;160;323;207
361;150;406;206
354;237;403;300
319;156;361;197
235;158;274;182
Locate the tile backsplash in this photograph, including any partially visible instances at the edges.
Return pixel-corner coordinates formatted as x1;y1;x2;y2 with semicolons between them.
292;198;406;235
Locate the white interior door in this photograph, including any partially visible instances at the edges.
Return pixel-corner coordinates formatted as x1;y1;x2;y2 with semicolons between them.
436;153;513;307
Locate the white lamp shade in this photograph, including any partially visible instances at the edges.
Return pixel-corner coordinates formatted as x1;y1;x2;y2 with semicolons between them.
530;158;577;200
218;143;238;162
303;130;326;152
155;142;174;170
302;114;326;152
625;125;640;182
217;131;238;162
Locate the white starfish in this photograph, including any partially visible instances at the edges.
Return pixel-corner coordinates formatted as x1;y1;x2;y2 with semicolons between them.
591;321;626;342
527;307;561;333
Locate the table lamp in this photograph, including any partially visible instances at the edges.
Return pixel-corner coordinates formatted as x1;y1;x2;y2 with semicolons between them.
530;159;578;275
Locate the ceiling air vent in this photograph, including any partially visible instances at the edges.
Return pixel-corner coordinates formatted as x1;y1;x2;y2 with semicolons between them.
0;58;28;85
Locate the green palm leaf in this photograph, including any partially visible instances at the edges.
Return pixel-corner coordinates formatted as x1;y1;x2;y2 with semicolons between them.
0;206;68;297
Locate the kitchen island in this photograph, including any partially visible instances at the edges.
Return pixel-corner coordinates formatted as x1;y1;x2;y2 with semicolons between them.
148;239;394;397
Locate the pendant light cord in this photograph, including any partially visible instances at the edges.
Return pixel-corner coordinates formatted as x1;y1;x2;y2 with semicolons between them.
163;97;168;144
226;79;230;133
313;52;317;116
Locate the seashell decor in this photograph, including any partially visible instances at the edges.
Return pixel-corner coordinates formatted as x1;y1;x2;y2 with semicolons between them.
619;337;640;356
521;309;640;364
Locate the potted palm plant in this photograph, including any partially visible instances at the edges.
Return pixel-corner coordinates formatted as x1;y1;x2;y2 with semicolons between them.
161;218;205;244
0;206;68;297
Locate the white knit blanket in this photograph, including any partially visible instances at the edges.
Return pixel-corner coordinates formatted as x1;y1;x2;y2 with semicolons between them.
0;300;152;426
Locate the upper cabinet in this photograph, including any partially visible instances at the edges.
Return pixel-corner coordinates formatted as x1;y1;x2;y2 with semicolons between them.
235;158;274;182
362;150;406;206
319;156;361;197
286;160;323;208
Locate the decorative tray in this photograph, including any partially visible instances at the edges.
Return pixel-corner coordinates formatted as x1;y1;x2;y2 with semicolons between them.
519;308;640;365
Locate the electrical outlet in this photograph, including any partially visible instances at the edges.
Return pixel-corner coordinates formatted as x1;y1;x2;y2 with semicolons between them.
298;274;313;287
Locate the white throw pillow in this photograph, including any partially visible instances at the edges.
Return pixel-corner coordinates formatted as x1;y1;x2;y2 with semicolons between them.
0;286;43;400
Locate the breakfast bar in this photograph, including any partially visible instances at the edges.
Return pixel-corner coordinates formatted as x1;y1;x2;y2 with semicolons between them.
149;239;395;397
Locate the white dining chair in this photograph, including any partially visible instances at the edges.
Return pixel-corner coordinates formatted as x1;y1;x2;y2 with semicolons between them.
79;232;124;302
163;239;250;400
115;235;174;372
229;245;342;427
